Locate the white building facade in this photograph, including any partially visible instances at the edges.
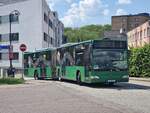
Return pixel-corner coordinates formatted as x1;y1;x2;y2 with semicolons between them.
0;0;64;72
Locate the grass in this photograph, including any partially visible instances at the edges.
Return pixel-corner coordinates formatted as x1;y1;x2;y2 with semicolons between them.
0;78;25;85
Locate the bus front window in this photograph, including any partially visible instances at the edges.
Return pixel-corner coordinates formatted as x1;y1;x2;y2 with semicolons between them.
92;49;128;71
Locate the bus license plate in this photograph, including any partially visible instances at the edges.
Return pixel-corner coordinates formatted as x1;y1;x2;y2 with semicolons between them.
108;80;116;82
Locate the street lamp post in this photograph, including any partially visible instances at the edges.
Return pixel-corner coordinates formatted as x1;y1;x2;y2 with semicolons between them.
8;10;20;77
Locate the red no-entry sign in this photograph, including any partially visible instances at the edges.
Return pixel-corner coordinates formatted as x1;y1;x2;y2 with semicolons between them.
20;44;27;52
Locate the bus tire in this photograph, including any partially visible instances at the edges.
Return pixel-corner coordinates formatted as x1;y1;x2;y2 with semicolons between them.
34;70;39;80
76;71;81;85
58;69;62;81
58;76;62;81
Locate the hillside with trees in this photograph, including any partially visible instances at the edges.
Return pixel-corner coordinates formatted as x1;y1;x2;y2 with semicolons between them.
64;24;111;42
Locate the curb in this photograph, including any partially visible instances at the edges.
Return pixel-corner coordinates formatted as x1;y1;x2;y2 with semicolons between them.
130;77;150;82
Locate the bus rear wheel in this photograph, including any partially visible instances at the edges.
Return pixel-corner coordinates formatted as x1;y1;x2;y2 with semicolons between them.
34;70;39;80
57;69;62;81
76;71;81;85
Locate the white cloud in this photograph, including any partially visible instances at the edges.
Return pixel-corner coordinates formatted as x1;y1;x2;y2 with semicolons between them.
102;9;109;16
118;0;132;4
46;0;73;9
65;0;73;4
116;9;127;15
61;0;108;27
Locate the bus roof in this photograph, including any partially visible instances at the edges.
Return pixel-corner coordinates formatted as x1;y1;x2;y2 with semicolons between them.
24;39;127;55
58;40;92;48
24;47;56;55
35;47;56;52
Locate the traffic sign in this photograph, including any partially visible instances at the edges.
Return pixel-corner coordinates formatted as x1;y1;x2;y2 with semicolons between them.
20;44;27;52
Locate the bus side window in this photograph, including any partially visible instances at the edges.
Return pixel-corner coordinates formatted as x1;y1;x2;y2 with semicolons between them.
83;45;90;66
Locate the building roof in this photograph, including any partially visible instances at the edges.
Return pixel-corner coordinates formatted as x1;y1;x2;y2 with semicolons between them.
0;0;29;6
112;13;150;18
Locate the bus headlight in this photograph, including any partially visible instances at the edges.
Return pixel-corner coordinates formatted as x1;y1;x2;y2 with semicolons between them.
122;75;129;78
91;76;99;79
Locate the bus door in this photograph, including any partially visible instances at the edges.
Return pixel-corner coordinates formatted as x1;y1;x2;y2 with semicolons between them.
75;50;84;66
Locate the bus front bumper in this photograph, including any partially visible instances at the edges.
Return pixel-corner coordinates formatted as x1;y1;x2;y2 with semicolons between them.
85;72;129;84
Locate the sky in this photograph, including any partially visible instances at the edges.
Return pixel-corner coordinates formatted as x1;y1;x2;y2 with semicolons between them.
46;0;150;27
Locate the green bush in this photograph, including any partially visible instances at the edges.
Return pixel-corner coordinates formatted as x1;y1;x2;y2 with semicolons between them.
0;78;25;85
129;44;150;77
64;24;111;42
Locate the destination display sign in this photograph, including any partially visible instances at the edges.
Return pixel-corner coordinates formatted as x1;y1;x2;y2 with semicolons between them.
93;40;127;49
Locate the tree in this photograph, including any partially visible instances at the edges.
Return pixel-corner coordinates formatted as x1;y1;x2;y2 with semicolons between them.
64;24;111;42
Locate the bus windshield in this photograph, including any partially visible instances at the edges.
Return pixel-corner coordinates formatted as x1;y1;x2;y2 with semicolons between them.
92;49;128;71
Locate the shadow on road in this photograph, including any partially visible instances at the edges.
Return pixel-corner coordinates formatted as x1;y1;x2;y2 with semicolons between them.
86;83;150;91
60;80;150;90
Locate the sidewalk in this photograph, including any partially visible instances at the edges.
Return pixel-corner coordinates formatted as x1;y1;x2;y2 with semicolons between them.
24;77;34;80
130;77;150;82
15;74;34;80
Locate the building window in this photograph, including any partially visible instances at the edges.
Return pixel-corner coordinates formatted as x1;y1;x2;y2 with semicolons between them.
147;27;150;37
0;52;19;60
44;13;48;23
0;34;2;42
123;28;126;32
13;52;19;60
135;24;139;27
11;33;19;41
122;18;126;22
144;29;146;37
135;18;139;22
140;31;142;40
137;32;140;40
0;15;19;24
0;33;19;42
0;15;9;24
0;53;9;60
51;38;53;44
0;53;1;60
130;24;134;27
10;14;19;22
49;19;53;28
0;16;1;24
44;33;48;42
122;24;125;27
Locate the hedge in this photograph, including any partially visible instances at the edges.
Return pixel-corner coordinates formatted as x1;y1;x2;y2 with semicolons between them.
129;44;150;77
0;78;25;85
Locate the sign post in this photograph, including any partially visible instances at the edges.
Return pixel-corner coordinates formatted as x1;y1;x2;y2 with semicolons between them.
20;44;27;80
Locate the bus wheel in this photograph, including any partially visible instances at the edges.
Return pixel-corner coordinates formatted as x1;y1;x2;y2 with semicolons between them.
58;76;62;81
76;71;81;85
58;69;62;81
34;70;38;80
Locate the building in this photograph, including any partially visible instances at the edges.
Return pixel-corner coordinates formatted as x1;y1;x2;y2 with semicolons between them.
127;20;150;48
112;13;150;33
0;0;64;74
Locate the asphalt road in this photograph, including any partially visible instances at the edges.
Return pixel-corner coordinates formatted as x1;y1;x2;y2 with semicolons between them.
0;80;150;113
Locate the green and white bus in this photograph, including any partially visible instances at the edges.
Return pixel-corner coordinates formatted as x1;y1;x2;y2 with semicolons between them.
24;48;57;80
56;39;129;84
24;39;129;84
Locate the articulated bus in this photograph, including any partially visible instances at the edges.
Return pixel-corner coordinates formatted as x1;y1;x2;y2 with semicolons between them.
24;48;57;79
24;39;129;84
